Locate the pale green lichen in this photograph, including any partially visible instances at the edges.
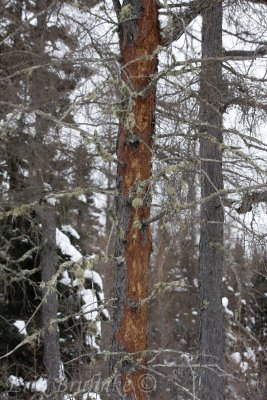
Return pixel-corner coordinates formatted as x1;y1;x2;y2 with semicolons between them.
132;198;143;209
118;226;126;240
119;4;133;22
86;320;98;336
133;218;142;230
209;241;224;252
125;111;136;131
201;299;209;310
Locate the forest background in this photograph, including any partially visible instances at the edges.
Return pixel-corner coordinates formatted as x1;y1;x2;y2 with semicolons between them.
0;1;266;399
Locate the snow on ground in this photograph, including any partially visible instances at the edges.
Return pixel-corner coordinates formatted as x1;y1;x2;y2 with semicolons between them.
63;393;101;400
9;375;24;387
84;393;101;400
25;377;48;393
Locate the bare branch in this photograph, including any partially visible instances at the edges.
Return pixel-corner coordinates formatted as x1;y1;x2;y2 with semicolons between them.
224;45;267;58
161;0;223;46
224;96;267;112
237;191;267;214
245;0;267;4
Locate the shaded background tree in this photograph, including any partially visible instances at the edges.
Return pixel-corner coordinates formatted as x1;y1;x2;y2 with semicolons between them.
0;1;266;399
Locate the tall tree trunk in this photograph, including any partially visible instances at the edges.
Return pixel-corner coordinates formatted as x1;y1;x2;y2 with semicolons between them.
110;1;160;399
198;3;225;400
39;204;61;398
30;1;61;394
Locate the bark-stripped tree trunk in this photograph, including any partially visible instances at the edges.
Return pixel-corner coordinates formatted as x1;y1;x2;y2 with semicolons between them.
110;1;160;399
198;3;225;400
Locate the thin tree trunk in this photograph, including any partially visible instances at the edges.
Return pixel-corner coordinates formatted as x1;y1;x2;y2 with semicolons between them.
39;204;61;398
198;3;225;400
110;1;160;399
30;1;61;394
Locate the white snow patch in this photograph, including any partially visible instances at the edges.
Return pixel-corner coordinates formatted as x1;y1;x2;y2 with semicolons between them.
230;352;241;364
72;278;80;287
62;225;80;240
85;334;100;351
13;320;27;336
43;182;52;192
181;353;193;362
101;308;110;320
78;194;87;203
59;361;65;381
26;377;47;393
222;297;229;308
9;375;24;387
84;393;101;400
47;197;57;206
227;286;234;292
20;168;29;178
80;289;98;321
96;320;101;337
59;270;72;286
84;270;103;290
164;360;177;367
222;297;234;316
244;348;256;363
226;332;237;342
56;228;82;262
240;361;248;373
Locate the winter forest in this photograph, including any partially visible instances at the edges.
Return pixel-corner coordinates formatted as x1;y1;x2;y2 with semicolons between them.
0;0;267;399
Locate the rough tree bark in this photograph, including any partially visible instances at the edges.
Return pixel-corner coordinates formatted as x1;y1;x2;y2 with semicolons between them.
38;204;61;398
198;3;225;400
30;1;61;395
110;1;160;399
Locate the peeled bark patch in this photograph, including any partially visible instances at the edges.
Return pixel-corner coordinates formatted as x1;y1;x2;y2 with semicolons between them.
111;1;160;399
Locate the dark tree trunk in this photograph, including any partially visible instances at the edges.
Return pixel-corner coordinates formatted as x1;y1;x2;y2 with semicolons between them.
198;3;225;400
110;1;160;399
31;1;62;394
39;204;61;398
